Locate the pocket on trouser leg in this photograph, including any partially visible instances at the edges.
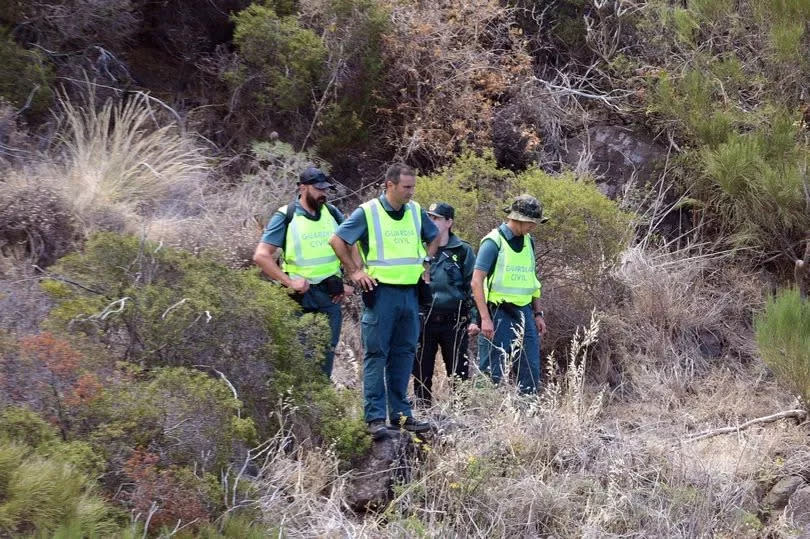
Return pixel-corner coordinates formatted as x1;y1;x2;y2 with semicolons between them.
361;310;381;355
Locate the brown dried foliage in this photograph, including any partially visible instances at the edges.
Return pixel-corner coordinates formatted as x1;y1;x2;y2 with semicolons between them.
380;0;533;166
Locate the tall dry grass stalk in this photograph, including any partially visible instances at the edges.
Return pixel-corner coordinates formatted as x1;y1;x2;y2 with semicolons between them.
58;92;208;232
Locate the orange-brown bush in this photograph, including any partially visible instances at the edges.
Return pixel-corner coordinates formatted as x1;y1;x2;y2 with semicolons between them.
123;450;211;531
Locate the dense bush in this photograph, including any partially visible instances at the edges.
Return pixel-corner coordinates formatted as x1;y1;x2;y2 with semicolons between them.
0;175;77;269
300;0;390;157
516;169;632;286
229;4;325;117
416;150;631;353
640;2;810;263
414;149;513;243
41;233;324;428
755;287;810;404
0;27;53;117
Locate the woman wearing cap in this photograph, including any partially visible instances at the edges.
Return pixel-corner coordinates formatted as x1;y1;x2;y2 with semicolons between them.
412;202;478;406
470;194;548;394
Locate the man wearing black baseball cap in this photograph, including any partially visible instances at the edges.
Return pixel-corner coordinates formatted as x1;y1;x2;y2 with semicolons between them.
412;202;478;406
253;166;353;378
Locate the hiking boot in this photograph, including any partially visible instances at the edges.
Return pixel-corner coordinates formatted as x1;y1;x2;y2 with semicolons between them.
367;419;390;440
395;416;431;433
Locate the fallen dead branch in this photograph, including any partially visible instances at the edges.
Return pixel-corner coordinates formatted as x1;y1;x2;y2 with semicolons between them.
683;409;807;443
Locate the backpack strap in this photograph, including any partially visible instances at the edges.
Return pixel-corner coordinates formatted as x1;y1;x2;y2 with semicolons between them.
324;203;342;223
283;197;297;226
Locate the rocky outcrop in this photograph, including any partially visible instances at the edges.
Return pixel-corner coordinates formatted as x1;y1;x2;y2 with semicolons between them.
763;476;805;511
561;125;668;199
345;430;417;512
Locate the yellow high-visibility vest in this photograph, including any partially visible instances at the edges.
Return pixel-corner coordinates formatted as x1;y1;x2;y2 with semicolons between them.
482;228;541;307
361;198;425;285
282;205;340;283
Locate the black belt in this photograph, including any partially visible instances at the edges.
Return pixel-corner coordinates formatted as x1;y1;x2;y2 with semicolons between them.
422;310;468;323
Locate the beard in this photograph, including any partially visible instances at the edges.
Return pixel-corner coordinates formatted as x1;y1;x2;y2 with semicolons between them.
304;191;327;209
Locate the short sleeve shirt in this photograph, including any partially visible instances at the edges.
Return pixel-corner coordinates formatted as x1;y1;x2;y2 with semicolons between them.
260;201;345;247
474;223;533;275
334;195;438;255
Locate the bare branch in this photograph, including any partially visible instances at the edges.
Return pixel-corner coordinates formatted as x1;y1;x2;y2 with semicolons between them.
683;409;807;443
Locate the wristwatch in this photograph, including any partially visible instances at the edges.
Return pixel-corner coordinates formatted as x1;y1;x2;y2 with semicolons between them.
534;310;544;318
422;256;433;265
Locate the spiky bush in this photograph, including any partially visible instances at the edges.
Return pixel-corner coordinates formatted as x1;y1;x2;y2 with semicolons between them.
639;2;810;263
0;409;122;537
0;173;77;269
755;287;810;404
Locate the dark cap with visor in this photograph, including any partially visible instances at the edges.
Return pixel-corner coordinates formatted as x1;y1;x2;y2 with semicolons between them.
298;167;335;190
427;202;454;219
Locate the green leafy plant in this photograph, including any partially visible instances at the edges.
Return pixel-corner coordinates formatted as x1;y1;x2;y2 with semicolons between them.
415;149;514;243
755;287;810;404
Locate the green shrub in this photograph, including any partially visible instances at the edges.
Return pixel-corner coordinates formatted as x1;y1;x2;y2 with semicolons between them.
309;387;371;463
0;27;53;116
313;0;391;158
230;4;325;112
0;407;58;448
0;407;105;477
42;233;337;437
755;288;810;403
650;68;738;148
0;438;121;536
516;169;633;285
698;108;810;255
687;0;734;24
415;149;514;243
193;513;267;538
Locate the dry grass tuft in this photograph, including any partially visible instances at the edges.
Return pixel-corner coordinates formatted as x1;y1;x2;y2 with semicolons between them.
57;91;208;234
603;244;762;399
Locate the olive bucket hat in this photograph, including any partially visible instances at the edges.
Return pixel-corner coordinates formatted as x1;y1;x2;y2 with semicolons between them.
504;194;549;224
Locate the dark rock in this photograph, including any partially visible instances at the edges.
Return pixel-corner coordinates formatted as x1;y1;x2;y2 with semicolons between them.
560;125;667;200
764;476;805;511
345;430;416;512
789;486;810;528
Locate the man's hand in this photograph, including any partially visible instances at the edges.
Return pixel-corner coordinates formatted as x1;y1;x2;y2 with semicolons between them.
289;278;310;294
422;262;431;284
467;323;480;337
350;269;377;292
535;314;547;336
331;283;355;303
480;318;494;340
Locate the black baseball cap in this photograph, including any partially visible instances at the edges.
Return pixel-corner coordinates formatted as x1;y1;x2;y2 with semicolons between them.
298;167;335;190
426;202;454;219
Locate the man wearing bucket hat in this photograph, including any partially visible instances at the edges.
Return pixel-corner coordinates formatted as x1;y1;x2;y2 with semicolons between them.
470;194;548;394
412;202;478;407
253;166;353;378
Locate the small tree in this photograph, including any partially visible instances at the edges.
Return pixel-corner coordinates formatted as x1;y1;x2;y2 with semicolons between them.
755;288;810;404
